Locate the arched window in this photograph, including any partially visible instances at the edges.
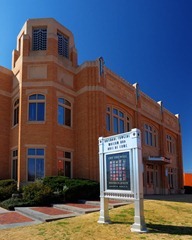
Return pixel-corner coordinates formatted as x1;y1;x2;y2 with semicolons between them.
106;106;131;134
28;94;45;121
13;99;19;126
166;134;175;154
58;98;71;127
144;124;158;147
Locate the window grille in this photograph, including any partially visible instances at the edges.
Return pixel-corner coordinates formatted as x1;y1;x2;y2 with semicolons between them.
57;32;69;58
32;28;47;51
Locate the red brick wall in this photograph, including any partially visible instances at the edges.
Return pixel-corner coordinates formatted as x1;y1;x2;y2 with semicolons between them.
0;69;12;179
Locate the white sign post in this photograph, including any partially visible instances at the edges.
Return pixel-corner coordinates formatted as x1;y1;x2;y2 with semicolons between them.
98;128;147;233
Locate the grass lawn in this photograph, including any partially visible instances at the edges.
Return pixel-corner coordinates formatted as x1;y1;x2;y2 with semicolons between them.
0;195;192;240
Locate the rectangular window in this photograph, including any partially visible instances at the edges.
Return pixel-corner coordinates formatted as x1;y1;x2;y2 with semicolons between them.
14;107;19;125
147;171;150;185
12;150;18;181
13;99;19;126
149;132;152;146
113;116;118;133
127;121;130;132
58;105;64;125
168;168;174;189
29;103;36;121
57;150;72;178
28;158;35;181
58;32;69;58
65;152;71;159
36;158;44;179
65;108;71;126
37;103;45;121
145;131;149;145
106;113;110;131
154;134;157;147
58;107;71;126
58;98;71;127
29;102;45;121
119;119;124;133
27;148;45;181
150;171;154;184
32;28;47;51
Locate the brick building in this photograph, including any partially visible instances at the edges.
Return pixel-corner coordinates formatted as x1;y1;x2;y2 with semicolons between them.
0;18;183;194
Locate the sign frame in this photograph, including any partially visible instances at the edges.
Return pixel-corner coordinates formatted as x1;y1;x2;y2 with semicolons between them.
98;128;147;233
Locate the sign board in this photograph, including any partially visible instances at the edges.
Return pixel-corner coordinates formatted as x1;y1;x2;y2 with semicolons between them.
98;128;147;233
106;152;130;191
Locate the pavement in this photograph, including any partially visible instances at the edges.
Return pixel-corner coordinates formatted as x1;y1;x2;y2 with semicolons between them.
0;200;128;229
1;194;190;230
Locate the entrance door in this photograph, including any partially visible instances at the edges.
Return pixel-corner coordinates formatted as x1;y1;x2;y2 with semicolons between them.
65;161;71;178
146;164;160;194
147;164;154;194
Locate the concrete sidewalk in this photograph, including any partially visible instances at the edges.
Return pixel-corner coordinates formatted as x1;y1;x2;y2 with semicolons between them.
0;200;128;229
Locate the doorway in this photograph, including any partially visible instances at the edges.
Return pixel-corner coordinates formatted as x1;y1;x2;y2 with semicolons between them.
146;164;160;194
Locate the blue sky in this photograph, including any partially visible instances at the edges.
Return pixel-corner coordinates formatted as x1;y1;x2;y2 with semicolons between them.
1;0;192;172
